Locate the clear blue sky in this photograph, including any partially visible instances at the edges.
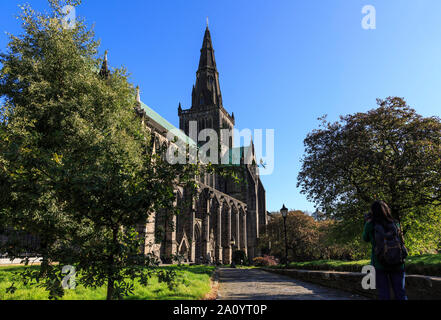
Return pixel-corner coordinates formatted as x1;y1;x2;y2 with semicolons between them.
1;0;441;213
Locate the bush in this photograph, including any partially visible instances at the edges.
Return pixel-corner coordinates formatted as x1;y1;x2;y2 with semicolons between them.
253;255;278;266
232;250;248;265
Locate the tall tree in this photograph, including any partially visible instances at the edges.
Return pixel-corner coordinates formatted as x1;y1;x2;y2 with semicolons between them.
297;97;441;232
261;211;320;262
0;0;203;300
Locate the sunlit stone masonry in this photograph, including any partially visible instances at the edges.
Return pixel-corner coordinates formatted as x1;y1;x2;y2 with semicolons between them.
106;26;268;264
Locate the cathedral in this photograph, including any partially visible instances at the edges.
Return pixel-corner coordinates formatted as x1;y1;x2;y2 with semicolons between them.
0;26;267;267
118;27;267;264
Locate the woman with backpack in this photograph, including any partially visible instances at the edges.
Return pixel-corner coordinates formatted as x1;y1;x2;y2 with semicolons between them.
363;200;408;300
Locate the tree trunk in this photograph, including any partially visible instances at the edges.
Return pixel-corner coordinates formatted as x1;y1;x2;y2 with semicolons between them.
39;239;49;278
106;275;115;300
106;226;119;300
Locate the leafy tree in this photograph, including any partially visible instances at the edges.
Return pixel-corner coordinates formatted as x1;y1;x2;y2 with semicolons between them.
401;206;441;255
312;210;327;221
261;211;370;262
318;218;371;260
297;97;441;236
261;211;320;262
0;0;205;300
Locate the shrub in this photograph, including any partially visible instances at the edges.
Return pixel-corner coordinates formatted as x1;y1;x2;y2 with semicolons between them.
171;253;186;265
232;250;248;265
253;255;278;266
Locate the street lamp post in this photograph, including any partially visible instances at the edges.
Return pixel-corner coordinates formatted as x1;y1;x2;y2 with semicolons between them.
280;204;289;267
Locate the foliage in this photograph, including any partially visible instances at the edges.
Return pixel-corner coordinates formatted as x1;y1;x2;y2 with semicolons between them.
260;211;364;262
0;265;215;300
252;255;278;266
232;250;248;266
262;208;440;262
171;253;186;265
401;206;441;256
0;0;211;300
298;97;441;223
297;97;441;254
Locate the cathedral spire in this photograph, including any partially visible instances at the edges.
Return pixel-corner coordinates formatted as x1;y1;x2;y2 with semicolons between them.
136;85;141;104
198;26;216;70
192;26;223;109
99;50;110;79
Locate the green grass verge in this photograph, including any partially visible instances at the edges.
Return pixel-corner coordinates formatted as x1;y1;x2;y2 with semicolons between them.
0;264;215;300
267;254;441;277
217;264;257;269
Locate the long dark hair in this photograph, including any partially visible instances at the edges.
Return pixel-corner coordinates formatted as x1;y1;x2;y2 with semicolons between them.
371;201;395;225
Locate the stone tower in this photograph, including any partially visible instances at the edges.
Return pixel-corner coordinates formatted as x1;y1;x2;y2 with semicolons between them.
179;26;236;190
176;26;267;261
179;26;235;154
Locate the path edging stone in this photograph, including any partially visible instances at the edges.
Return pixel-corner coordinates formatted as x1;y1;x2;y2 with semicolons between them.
261;268;441;300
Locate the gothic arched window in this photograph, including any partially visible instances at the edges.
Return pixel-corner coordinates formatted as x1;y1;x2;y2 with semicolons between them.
154;136;160;153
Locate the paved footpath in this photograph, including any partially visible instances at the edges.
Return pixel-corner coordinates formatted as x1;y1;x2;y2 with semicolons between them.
217;268;366;300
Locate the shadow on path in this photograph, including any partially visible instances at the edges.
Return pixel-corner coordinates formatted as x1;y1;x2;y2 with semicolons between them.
217;268;367;300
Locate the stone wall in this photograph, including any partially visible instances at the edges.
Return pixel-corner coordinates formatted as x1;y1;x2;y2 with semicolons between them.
0;257;42;265
262;268;441;300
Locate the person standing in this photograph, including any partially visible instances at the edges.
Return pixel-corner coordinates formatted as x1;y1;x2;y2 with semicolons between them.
363;201;408;300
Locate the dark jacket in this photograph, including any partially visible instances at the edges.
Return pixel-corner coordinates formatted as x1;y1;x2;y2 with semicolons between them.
362;221;405;271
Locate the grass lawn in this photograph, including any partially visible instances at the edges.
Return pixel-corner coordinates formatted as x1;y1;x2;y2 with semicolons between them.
217;264;257;269
234;265;257;269
0;264;215;300
268;254;441;277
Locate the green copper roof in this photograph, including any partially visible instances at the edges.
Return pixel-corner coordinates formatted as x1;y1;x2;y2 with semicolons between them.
140;101;197;147
138;101;253;166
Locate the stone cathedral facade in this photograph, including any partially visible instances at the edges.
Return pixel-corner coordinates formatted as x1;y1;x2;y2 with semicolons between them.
132;27;267;264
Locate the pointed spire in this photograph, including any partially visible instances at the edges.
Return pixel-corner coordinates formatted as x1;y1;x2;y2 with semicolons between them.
99;50;110;79
136;86;141;104
192;26;223;109
198;26;216;70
